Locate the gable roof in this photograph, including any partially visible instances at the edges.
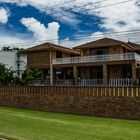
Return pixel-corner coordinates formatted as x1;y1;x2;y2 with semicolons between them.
73;37;125;49
73;37;140;51
127;42;140;51
26;42;80;55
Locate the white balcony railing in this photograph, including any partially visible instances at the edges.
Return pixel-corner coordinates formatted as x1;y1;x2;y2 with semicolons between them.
52;53;140;65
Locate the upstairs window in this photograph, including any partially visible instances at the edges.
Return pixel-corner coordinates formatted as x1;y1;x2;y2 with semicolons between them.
90;47;108;55
56;51;62;58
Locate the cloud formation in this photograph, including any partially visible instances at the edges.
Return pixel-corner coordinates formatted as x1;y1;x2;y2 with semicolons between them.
20;17;60;44
0;0;139;28
0;0;139;47
0;7;10;24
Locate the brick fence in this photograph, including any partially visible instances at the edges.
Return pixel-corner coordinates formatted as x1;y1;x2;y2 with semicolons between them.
0;86;140;119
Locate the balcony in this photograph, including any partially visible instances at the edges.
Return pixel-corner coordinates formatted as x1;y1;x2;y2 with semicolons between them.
52;53;140;65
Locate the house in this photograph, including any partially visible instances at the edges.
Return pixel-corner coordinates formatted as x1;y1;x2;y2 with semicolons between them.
17;51;27;78
0;50;27;79
26;42;80;85
26;38;140;86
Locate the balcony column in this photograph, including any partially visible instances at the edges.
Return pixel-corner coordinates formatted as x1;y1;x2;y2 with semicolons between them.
50;50;53;85
103;64;108;85
132;62;137;81
73;65;78;85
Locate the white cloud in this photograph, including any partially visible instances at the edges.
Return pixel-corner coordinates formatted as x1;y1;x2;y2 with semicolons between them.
0;17;60;48
0;33;31;49
0;0;139;28
60;31;105;48
60;31;140;48
0;0;80;25
0;35;26;44
95;0;140;32
20;17;60;44
0;7;10;24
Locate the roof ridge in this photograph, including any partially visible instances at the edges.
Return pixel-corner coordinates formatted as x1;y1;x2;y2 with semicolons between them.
25;42;80;55
73;37;125;49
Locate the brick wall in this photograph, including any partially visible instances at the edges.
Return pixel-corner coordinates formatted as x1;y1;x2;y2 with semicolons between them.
0;86;140;120
82;48;90;56
109;46;123;54
27;50;75;69
82;46;124;56
27;51;50;68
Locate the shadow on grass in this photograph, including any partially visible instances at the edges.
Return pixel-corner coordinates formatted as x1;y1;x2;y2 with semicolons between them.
0;135;18;140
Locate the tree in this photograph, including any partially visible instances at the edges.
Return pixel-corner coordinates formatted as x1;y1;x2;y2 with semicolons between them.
0;63;21;85
2;46;12;51
1;46;25;51
22;68;41;85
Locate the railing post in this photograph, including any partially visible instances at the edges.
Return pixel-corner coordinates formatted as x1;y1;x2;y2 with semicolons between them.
132;62;137;83
103;64;108;86
73;65;78;85
50;50;53;86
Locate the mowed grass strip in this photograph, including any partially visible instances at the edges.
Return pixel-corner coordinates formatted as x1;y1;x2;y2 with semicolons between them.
0;107;140;140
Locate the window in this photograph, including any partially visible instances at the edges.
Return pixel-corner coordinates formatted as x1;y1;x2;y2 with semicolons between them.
17;54;20;58
90;47;108;55
90;67;103;79
71;54;75;57
17;63;20;68
56;51;62;58
18;72;20;76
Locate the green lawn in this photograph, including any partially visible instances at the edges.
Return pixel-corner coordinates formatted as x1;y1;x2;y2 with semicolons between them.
0;107;140;140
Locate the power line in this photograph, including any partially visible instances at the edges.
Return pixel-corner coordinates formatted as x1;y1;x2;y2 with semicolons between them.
20;0;134;27
13;0;108;26
0;0;138;47
15;0;135;31
0;0;133;27
0;0;136;45
0;0;106;23
0;29;140;46
0;0;76;23
0;32;140;46
85;0;134;11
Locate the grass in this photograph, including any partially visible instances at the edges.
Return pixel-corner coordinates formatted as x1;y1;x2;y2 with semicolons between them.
0;107;140;140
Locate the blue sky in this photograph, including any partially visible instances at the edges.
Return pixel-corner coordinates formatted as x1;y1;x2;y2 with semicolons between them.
0;0;139;48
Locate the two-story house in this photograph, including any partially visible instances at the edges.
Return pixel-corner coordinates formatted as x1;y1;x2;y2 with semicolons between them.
53;38;140;86
26;42;80;85
26;38;140;86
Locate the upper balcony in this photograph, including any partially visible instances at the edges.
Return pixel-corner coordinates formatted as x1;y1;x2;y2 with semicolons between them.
52;53;140;65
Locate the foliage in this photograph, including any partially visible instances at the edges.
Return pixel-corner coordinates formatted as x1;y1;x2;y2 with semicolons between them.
136;64;140;69
0;63;21;85
22;68;41;85
0;63;41;85
2;46;25;52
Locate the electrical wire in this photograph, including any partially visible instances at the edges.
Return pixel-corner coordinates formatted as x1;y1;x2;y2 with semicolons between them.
0;29;140;47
